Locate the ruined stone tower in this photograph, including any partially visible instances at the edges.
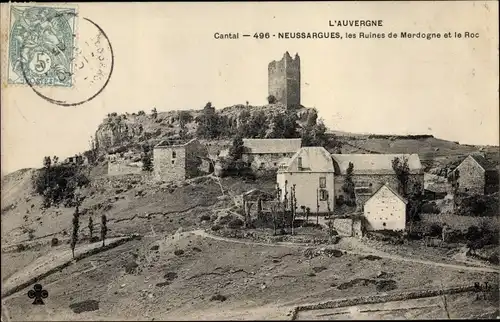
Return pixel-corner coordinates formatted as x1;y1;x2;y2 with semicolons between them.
268;52;301;108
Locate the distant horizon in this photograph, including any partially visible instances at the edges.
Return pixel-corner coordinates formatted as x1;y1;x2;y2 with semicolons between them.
1;103;497;178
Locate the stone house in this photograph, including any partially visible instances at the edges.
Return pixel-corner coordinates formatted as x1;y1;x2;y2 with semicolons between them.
331;154;424;210
153;138;210;182
364;184;407;232
65;154;88;165
239;138;302;171
277;146;335;214
447;154;498;195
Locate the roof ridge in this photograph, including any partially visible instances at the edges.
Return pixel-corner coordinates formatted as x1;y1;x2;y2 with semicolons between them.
370;183;408;204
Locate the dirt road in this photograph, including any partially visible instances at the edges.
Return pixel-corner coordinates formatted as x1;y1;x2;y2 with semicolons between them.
190;229;500;274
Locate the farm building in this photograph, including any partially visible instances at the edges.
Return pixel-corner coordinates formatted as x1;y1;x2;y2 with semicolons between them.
447;154;499;195
220;138;302;171
331;153;424;210
363;184;407;232
153;138;211;182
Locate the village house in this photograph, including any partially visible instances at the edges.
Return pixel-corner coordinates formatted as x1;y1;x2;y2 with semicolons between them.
331;154;424;210
64;154;88;166
153;138;211;182
363;183;407;231
242;138;301;171
277;146;335;214
219;138;302;171
447;154;498;195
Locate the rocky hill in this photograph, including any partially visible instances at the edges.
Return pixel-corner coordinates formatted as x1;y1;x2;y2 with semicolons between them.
95;103;313;155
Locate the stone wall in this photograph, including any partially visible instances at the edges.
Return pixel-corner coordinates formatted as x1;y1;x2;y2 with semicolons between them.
153;145;186;182
456;157;485;195
332;218;353;236
107;160;143;176
291;284;482;320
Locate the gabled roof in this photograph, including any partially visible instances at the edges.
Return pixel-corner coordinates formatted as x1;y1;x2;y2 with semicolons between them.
465;154;497;171
331;154;422;175
242;138;302;154
448;154;497;177
281;147;334;172
367;183;408;205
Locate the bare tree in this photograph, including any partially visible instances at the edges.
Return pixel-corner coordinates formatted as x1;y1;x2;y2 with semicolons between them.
101;214;108;247
271;202;279;236
70;206;80;259
291;184;297;235
245;201;253;228
316;188;320;225
88;216;94;242
448;169;460;213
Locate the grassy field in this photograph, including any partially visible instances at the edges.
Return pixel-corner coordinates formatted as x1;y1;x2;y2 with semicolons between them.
2;231;498;321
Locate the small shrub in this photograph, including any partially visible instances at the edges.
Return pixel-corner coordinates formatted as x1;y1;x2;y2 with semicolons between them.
376;279;398;292
124;261;138;274
312;266;327;273
466;225;481;242
211;224;221;231
428;223;443;237
192;247;202;252
150;245;159;251
421;202;441;214
16;244;27;252
51;237;59;246
361;255;382;261
200;214;211;222
227;218;244;229
210;294;227;302
173;249;184;256
487;254;499;265
164;272;178;281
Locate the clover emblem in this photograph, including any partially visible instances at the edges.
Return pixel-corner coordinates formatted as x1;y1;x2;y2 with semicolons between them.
27;283;49;305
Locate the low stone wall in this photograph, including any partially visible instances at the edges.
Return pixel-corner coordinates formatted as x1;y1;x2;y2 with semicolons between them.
108;161;143;176
332;218;353;237
291;284;484;320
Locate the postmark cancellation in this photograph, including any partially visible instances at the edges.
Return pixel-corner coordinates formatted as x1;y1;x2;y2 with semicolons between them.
7;5;77;87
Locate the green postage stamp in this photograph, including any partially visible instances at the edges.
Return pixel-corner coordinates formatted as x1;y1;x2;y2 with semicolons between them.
8;5;77;87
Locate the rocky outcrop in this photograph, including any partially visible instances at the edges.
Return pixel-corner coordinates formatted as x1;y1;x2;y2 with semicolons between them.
94;105;315;154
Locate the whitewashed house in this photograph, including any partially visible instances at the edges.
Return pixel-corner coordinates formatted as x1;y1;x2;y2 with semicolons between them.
277;146;335;213
363;183;407;231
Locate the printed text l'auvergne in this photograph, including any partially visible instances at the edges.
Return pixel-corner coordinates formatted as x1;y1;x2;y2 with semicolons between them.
329;20;383;27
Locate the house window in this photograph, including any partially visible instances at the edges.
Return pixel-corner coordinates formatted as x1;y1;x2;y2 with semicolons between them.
383;222;386;227
297;157;302;169
260;162;265;169
319;189;328;201
283;153;287;157
273;162;277;166
319;177;326;188
172;151;176;159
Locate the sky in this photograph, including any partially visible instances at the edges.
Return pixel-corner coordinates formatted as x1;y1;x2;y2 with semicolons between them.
1;1;498;175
